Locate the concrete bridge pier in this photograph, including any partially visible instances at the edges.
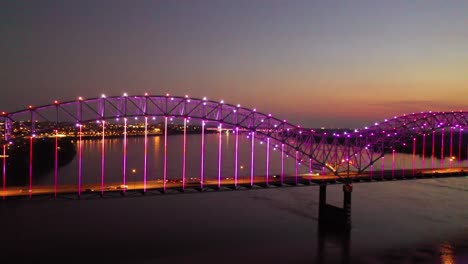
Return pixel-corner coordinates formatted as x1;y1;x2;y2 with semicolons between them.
318;183;352;231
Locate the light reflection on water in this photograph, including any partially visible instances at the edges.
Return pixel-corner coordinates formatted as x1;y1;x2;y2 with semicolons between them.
38;134;468;187
440;242;456;264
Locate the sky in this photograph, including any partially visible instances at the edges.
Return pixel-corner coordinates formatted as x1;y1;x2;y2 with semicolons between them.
0;0;467;128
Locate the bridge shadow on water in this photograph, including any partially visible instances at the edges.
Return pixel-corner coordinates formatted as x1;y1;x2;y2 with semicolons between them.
316;224;351;264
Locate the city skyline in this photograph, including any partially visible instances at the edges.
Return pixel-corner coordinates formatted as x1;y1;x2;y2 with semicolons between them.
1;1;467;128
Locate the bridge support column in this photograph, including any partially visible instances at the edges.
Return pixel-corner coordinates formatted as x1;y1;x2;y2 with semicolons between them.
318;183;352;231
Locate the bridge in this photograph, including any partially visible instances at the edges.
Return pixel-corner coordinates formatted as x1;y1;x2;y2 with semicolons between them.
1;94;467;229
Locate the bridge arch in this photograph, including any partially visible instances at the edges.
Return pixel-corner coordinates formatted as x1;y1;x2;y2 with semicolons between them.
1;95;467;176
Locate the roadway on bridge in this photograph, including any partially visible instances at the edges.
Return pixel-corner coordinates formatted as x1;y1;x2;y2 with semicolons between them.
1;167;466;199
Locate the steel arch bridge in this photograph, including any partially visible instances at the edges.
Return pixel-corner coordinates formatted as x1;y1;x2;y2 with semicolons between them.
1;94;467;198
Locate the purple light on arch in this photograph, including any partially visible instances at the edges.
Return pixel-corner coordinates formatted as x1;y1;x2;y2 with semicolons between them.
29;136;33;198
449;127;453;168
101;120;106;196
183;118;187;190
250;131;255;187
163;117;168;192
432;130;435;170
459;128;462;166
422;134;426;169
440;128;445;168
122;118;127;193
218;124;222;189
2;144;6;200
309;158;312;174
143;117;148;192
54;129;58;197
234;127;238;187
295;151;298;185
412;137;416;177
78;124;83;197
266;137;270;185
200;120;205;190
281;144;284;185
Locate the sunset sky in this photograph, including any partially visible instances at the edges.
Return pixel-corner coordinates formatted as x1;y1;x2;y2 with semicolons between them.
1;0;467;128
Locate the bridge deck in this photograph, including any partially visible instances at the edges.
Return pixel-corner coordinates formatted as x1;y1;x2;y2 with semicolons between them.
1;167;466;200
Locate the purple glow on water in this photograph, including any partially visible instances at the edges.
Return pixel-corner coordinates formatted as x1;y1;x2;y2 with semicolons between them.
200;121;205;190
281;144;284;185
250;131;255;186
392;149;395;178
266;138;270;185
143;117;148;192
163;117;167;192
54;130;58;197
218;124;222;189
183;118;187;190
101;120;105;195
122;119;127;193
234;127;238;187
78;125;82;197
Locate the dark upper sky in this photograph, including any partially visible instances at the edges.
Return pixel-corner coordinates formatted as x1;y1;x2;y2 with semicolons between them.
1;0;467;128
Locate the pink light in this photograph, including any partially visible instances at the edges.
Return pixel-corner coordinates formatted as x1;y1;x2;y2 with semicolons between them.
459;128;462;166
101;120;106;196
309;158;312;174
163;117;168;192
122;119;127;193
441;128;445;168
266;138;270;185
449;127;453;168
392;149;395;178
422;134;426;169
295;151;298;185
412;138;416;177
144;117;148;192
54;130;58;197
29;136;33;198
281;144;284;185
183;118;187;190
2;144;6;200
250;131;255;186
218;123;222;189
234;127;239;187
200;120;205;190
78;125;82;197
432;130;435;170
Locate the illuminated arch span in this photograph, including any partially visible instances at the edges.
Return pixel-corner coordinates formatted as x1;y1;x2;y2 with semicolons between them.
1;95;467;174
